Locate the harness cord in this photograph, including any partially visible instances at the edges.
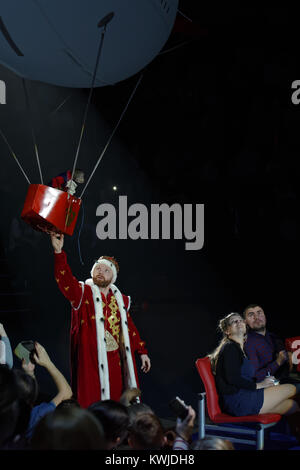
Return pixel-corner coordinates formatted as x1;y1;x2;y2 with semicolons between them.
36;93;74;137
158;39;193;57
79;72;144;199
0;127;31;184
77;199;85;265
177;9;193;22
22;78;44;184
70;18;111;184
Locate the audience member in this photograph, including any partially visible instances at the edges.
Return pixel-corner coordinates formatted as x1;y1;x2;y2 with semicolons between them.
31;407;105;450
127;402;155;425
89;399;129;449
9;369;38;448
173;406;196;450
127;413;166;450
20;341;73;439
210;313;300;435
2;306;299;450
0;323;13;369
0;365;19;448
163;429;177;448
116;401;155;450
243;304;300;391
191;436;235;450
56;398;81;411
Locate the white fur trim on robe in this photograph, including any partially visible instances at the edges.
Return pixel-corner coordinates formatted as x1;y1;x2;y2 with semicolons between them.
85;279;137;400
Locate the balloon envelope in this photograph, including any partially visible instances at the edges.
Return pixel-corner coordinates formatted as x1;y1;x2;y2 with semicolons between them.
0;0;179;87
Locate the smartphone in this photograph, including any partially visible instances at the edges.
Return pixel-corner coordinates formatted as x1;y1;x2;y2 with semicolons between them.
169;396;189;420
14;340;36;364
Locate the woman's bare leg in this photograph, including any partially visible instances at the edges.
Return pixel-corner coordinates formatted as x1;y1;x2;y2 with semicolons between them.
259;384;297;414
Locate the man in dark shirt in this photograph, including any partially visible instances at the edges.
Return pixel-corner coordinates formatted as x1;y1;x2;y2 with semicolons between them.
243;304;300;391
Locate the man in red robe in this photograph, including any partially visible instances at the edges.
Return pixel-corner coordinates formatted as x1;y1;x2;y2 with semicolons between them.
50;233;151;408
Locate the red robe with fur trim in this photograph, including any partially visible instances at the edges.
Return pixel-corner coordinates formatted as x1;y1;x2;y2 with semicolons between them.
54;251;148;408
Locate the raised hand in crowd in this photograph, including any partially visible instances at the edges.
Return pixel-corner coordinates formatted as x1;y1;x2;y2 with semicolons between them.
175;405;196;443
32;342;73;407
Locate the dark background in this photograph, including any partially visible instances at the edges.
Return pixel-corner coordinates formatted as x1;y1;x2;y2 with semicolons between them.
0;4;298;417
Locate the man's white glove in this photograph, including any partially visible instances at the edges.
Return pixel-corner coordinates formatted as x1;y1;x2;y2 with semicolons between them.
65;179;77;195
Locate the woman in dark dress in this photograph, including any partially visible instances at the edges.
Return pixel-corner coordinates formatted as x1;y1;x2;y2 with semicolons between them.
210;313;299;417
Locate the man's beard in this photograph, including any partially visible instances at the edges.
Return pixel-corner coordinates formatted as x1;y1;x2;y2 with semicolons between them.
93;277;112;288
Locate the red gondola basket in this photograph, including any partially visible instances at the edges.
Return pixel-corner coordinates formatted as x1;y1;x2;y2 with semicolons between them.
21;184;82;236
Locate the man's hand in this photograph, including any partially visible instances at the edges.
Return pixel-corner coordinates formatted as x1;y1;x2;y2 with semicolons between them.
256;377;276;389
0;323;7;337
140;354;151;373
22;359;36;378
50;233;64;254
287;351;294;371
32;342;53;369
175;406;196;442
276;350;288;366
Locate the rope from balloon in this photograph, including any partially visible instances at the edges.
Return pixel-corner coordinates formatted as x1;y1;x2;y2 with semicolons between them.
0;127;31;184
36;93;74;138
70;12;115;185
0;92;72;185
16;11;142;240
22;78;44;184
79;72;143;199
77;199;85;265
73;60;140;261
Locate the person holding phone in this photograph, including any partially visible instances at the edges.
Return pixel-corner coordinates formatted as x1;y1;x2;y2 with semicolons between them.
173;405;196;450
20;342;73;440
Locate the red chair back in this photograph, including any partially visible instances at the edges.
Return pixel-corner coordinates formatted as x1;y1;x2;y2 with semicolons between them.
195;357;222;421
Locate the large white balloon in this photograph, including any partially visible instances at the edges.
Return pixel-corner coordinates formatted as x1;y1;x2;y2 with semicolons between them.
0;0;178;88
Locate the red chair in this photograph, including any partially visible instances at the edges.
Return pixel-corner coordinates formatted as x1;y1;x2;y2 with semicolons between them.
285;337;300;373
195;357;281;450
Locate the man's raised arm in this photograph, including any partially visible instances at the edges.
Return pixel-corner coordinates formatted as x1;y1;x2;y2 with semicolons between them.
50;233;83;308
